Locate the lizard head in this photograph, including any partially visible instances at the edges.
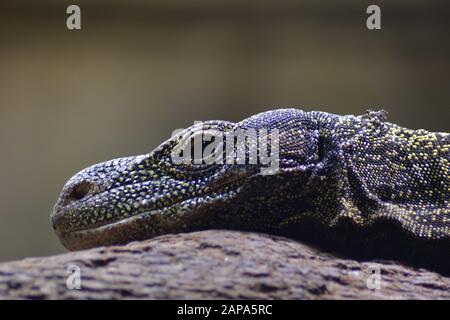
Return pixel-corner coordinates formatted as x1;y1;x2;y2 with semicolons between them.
51;109;324;250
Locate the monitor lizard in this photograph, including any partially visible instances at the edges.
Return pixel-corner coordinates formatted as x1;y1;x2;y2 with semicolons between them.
51;109;449;272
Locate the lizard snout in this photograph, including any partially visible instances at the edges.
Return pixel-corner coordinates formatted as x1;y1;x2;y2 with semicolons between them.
50;179;95;235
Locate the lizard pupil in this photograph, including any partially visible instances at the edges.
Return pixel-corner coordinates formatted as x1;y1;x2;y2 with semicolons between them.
317;135;325;161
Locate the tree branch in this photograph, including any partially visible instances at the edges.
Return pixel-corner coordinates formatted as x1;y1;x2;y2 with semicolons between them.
0;231;449;299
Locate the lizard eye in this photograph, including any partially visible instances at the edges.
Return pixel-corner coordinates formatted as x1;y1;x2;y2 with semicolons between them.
172;129;224;170
69;181;92;201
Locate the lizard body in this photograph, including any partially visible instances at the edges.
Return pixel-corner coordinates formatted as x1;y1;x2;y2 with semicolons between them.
51;109;449;272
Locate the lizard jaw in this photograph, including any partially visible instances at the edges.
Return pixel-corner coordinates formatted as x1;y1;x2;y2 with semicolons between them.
54;185;243;250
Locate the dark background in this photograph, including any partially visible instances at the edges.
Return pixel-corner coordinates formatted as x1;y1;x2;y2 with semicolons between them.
0;0;449;261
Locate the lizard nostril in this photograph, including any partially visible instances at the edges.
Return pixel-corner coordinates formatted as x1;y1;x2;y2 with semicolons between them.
69;181;92;201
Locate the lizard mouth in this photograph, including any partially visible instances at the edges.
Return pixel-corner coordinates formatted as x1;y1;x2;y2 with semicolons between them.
56;185;244;250
53;168;258;250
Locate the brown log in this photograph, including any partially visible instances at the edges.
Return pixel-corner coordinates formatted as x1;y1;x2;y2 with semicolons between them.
0;230;449;299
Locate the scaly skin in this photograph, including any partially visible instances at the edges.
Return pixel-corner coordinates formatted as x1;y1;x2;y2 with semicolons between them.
51;109;449;271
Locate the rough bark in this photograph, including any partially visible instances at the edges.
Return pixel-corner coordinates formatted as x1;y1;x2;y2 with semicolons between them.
0;230;449;299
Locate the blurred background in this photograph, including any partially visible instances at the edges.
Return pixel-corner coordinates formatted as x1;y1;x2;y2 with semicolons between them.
0;0;449;262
